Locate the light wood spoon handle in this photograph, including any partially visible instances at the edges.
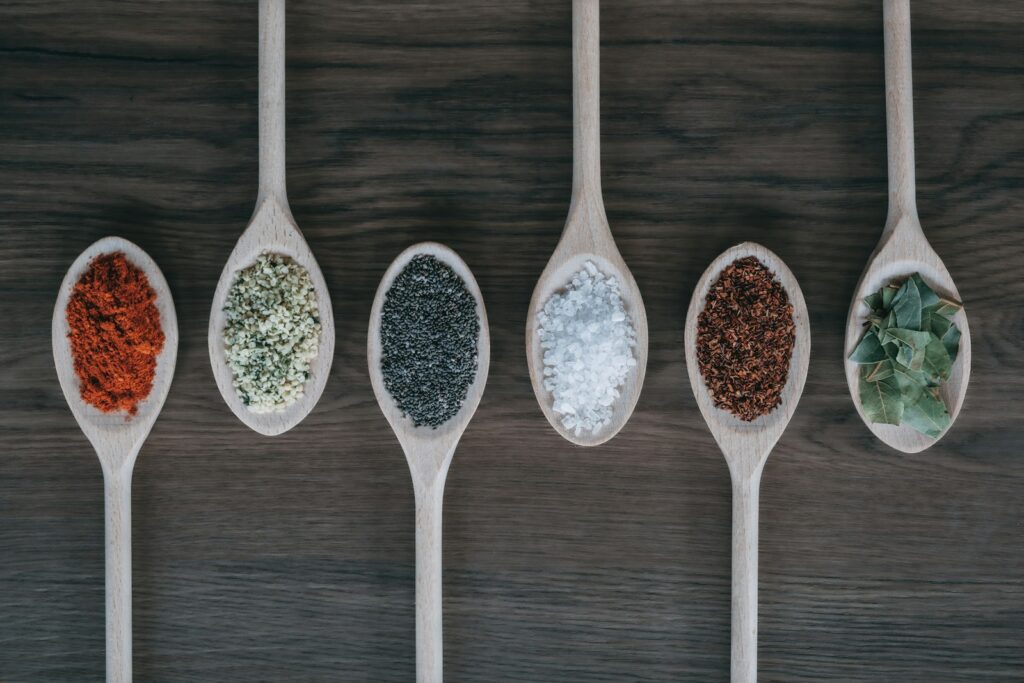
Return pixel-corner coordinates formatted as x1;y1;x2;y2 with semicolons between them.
884;0;917;225
104;469;133;683
731;471;761;683
414;482;445;683
258;0;287;206
572;0;601;202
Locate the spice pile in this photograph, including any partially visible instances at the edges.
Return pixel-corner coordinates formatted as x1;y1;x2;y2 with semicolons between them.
696;256;795;421
537;261;637;436
66;252;165;415
223;253;321;412
849;273;961;437
381;254;480;428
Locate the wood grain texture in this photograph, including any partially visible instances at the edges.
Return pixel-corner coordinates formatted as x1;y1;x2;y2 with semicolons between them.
0;1;1022;681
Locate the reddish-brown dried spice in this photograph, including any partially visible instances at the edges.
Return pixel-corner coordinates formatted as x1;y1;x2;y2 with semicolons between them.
66;252;165;415
696;256;795;421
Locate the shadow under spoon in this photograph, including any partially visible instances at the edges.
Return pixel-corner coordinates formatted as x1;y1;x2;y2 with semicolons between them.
208;0;334;435
53;236;179;683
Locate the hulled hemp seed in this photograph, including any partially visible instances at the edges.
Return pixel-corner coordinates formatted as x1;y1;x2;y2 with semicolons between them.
223;253;321;412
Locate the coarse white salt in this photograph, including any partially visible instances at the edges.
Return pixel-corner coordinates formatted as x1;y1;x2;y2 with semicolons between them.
537;261;637;436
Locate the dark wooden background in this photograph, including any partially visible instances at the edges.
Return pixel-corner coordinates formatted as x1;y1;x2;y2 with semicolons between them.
1;1;1021;681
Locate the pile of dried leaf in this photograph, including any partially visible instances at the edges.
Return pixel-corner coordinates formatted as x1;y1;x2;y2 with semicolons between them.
849;273;962;437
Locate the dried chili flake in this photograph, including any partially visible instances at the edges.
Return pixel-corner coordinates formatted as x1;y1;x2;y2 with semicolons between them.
696;256;795;421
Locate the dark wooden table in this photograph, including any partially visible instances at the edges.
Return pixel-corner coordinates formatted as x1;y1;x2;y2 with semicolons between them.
2;2;1021;680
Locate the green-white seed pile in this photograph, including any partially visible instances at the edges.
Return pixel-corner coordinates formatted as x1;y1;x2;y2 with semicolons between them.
223;253;321;412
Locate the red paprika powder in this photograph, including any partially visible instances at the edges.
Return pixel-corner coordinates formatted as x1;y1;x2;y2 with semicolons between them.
66;252;165;415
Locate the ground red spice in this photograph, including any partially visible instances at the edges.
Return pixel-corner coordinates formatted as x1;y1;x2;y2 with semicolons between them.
696;256;795;421
66;252;165;415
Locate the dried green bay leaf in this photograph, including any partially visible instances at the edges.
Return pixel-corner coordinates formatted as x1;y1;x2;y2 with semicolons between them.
859;372;903;425
922;338;952;383
901;388;950;438
893;364;927;403
854;272;963;439
887;327;931;346
929;312;951;338
881;284;898;309
865;360;894;382
896;342;922;372
850;333;887;363
893;278;922;330
910;273;940;307
942;324;961;361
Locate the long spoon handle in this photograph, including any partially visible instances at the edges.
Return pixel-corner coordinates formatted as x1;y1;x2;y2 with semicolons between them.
257;0;287;206
571;0;602;201
883;0;917;224
731;472;761;683
104;471;133;683
414;482;445;683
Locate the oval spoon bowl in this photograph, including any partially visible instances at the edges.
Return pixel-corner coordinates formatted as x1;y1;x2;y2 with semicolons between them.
684;241;810;467
368;241;490;471
53;236;179;463
526;234;648;447
844;220;971;453
208;204;335;436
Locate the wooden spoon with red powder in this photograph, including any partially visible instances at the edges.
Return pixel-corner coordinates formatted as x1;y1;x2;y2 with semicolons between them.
53;236;178;683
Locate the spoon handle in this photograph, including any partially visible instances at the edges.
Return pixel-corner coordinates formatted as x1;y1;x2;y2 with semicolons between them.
258;0;288;207
883;0;918;225
414;483;445;683
731;472;761;683
104;471;133;683
571;0;602;202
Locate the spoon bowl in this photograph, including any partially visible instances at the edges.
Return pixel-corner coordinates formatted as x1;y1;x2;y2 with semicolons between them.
368;242;489;683
844;0;970;453
684;242;809;683
527;236;648;447
526;0;648;447
685;242;810;472
52;235;178;683
208;0;334;436
844;221;971;453
368;241;491;483
208;202;335;436
53;236;179;473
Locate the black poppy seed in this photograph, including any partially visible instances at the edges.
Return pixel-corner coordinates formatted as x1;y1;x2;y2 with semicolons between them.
380;254;480;428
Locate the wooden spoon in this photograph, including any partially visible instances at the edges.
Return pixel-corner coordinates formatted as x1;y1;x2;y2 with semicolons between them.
526;0;648;447
208;0;334;436
684;242;810;683
52;236;178;683
844;0;970;453
367;242;490;683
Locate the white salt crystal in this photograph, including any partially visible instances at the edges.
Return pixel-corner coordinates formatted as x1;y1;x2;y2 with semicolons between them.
536;261;637;435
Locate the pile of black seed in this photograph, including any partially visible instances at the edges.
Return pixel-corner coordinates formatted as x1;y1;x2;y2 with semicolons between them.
381;254;480;428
